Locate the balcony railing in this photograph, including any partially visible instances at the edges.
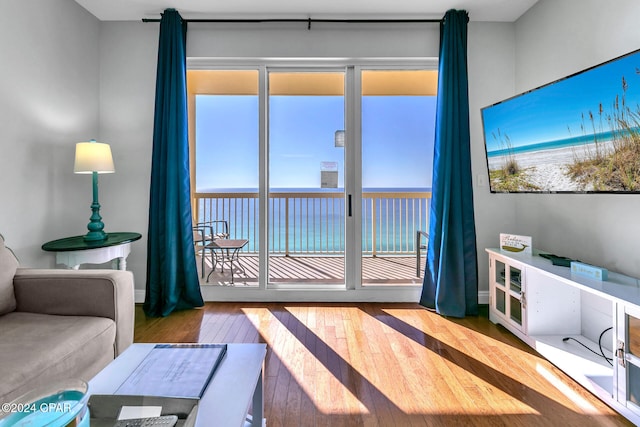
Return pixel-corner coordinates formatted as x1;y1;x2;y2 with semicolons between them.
194;191;431;256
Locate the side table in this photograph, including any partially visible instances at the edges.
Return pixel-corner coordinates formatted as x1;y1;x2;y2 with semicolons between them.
206;239;249;284
42;232;142;271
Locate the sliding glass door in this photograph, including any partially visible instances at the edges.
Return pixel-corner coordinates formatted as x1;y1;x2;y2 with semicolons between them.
360;69;437;286
267;71;346;286
189;70;260;286
188;61;436;292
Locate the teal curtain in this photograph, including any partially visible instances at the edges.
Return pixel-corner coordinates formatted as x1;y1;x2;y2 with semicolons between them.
144;9;204;317
420;9;478;318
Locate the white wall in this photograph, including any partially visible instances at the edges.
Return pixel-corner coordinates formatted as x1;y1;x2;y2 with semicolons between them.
98;22;158;285
512;0;640;277
187;22;439;57
468;22;519;295
0;0;100;265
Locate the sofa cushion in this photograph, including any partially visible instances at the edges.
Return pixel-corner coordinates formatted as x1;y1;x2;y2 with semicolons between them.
0;235;18;315
0;312;116;403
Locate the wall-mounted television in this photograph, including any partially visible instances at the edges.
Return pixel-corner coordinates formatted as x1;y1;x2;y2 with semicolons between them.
481;48;640;193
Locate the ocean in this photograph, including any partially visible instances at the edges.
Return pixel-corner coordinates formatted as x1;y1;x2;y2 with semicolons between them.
486;130;620;158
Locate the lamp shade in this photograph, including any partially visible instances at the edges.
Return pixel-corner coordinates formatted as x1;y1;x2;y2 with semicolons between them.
74;142;115;174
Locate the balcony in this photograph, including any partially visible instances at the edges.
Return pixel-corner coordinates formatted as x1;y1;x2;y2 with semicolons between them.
194;190;430;285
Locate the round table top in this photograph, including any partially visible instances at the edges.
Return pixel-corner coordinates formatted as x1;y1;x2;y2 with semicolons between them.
42;232;142;252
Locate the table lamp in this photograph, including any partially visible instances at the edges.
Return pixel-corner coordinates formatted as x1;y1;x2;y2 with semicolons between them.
74;140;115;241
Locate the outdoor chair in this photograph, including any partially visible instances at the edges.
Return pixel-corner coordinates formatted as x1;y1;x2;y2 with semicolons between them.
193;220;229;278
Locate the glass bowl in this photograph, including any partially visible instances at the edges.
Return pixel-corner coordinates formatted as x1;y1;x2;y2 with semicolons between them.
0;379;90;426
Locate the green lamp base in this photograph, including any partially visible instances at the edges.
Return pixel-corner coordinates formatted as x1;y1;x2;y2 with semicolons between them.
84;176;108;242
83;230;108;242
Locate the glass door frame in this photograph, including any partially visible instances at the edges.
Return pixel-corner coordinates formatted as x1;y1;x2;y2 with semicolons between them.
345;65;360;290
353;64;438;289
264;65;352;290
188;57;437;292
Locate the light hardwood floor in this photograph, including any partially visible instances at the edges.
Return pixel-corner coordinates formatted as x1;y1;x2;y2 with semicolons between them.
134;303;633;426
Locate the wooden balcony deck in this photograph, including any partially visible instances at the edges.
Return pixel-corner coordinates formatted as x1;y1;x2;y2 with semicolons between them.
198;254;426;286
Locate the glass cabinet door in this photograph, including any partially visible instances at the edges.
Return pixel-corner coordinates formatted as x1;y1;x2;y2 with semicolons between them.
495;287;506;316
508;265;523;327
510;295;523;326
490;256;525;332
509;265;522;295
493;260;507;316
621;306;640;416
495;260;506;286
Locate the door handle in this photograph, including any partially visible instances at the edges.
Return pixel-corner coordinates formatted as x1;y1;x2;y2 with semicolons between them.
348;194;352;217
617;340;626;368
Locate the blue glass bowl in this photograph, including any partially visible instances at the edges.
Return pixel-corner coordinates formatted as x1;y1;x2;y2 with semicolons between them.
0;380;89;427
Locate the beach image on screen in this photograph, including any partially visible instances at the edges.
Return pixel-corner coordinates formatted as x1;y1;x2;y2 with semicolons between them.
481;49;640;193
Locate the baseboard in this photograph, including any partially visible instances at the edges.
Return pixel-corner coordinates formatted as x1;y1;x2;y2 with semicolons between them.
478;290;489;305
135;289;491;304
135;289;146;304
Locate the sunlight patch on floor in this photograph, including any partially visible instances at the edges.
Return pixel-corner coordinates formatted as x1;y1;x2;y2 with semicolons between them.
241;307;370;415
536;364;600;415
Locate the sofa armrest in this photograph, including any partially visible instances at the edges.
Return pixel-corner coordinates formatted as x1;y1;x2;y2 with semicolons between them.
13;268;134;356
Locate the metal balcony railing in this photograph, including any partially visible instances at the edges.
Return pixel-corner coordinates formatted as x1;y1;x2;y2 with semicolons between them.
194;191;431;256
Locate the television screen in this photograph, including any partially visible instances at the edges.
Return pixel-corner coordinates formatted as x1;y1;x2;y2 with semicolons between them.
481;48;640;193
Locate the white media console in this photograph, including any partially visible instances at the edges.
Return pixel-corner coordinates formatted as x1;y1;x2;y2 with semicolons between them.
486;248;640;424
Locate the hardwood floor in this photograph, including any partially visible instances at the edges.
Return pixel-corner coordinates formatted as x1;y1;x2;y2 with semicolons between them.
134;303;633;426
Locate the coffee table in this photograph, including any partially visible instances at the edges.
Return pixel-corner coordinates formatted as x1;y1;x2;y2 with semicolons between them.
88;343;267;426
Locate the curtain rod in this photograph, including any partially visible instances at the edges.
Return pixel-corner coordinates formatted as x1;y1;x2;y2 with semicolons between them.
141;17;442;28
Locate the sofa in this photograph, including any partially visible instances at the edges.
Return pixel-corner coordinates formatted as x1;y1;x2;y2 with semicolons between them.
0;234;134;403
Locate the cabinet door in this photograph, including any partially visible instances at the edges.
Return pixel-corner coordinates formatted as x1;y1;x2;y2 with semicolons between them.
489;255;526;333
492;258;508;318
507;263;524;328
617;303;640;417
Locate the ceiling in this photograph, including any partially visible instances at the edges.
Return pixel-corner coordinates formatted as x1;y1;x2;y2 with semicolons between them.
74;0;539;22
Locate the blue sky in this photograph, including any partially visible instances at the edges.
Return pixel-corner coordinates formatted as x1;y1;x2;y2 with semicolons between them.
482;49;640;153
362;96;436;188
196;95;259;189
195;94;436;191
269;96;344;189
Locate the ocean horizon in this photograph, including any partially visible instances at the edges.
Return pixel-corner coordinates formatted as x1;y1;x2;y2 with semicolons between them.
486;129;627;158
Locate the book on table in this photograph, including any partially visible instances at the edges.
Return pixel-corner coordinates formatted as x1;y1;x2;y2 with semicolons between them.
114;344;227;399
